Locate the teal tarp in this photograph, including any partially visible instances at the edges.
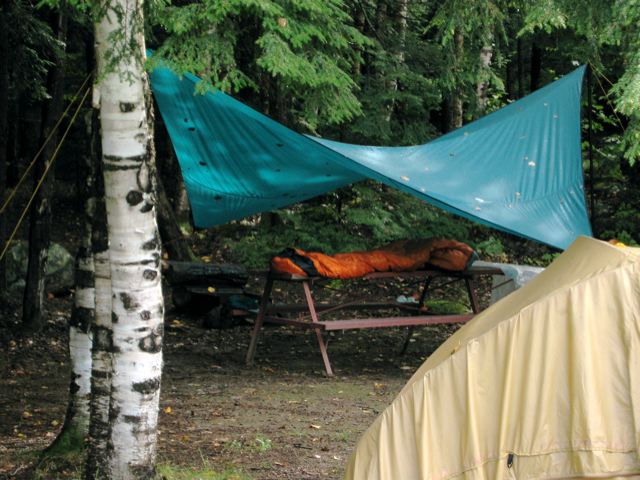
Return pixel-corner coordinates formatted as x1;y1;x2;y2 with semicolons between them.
150;65;591;250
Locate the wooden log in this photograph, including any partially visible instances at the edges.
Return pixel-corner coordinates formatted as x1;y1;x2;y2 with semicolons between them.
165;261;248;286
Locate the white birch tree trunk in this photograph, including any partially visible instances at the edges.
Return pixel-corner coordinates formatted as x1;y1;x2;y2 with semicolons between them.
94;0;164;477
65;243;94;436
86;246;112;478
57;111;100;447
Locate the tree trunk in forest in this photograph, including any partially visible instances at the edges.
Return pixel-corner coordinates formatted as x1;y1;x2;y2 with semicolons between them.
6;98;21;188
92;0;164;477
352;3;365;76
154;114;193;262
23;9;67;332
387;0;408;121
0;3;9;292
506;56;515;101
517;38;525;98
476;43;493;116
155;167;193;262
52;110;98;450
530;43;541;91
449;31;464;131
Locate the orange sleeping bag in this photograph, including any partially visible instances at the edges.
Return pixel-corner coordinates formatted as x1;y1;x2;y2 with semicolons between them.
270;238;476;279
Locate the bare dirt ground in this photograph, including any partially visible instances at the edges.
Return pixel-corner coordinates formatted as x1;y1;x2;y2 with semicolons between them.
0;279;466;480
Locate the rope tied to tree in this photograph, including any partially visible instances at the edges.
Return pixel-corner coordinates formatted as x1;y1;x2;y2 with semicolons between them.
0;84;92;263
0;72;93;216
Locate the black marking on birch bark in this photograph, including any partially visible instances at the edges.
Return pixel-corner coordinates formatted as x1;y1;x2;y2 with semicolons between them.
140;310;151;321
112;312;119;323
119;102;136;113
78;245;89;258
130;464;157;478
92;226;109;253
138;324;163;353
93;325;114;350
70;307;94;332
119;292;139;311
126;190;144;206
139;202;153;213
90;385;111;397
75;268;95;288
135;133;146;143
121;259;157;266
135;326;149;332
143;269;158;281
142;232;159;250
70;379;80;395
104;163;142;172
91;369;110;379
103;154;146;163
132;376;161;395
108;404;121;422
124;414;139;424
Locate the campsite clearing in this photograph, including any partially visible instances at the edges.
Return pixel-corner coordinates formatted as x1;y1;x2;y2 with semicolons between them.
0;290;462;479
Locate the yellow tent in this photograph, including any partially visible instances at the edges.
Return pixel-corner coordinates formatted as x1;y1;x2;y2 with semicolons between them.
345;237;640;480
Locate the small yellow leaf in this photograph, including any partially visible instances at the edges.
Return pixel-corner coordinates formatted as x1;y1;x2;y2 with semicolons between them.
310;424;321;429
164;406;173;414
51;420;59;427
201;255;212;263
207;286;216;293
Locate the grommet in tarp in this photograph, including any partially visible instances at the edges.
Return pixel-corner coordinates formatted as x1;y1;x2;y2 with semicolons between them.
188;127;196;131
199;161;206;166
276;143;284;147
213;195;222;200
507;452;514;469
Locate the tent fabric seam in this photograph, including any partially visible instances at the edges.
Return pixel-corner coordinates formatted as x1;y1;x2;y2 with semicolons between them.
439;447;640;480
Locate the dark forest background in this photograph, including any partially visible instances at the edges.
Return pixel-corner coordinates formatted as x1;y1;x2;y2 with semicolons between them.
1;0;639;313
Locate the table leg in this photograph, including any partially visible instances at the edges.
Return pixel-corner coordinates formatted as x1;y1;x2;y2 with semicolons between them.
399;277;433;355
465;277;481;314
302;280;333;377
245;276;274;366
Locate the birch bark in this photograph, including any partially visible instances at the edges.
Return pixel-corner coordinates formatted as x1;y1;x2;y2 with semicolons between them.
85;111;112;479
55;113;98;445
93;0;164;477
